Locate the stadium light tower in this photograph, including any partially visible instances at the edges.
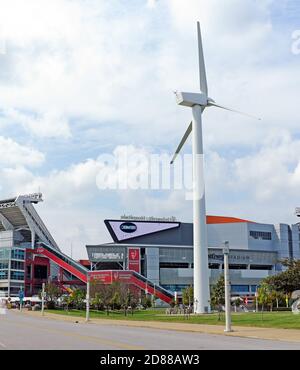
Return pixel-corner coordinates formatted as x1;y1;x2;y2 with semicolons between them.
171;22;260;314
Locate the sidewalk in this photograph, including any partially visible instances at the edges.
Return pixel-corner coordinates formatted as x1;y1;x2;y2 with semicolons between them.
17;310;300;344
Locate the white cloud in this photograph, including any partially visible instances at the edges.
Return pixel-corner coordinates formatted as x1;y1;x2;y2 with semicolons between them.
203;130;300;224
0;0;169;138
0;166;36;196
37;206;111;260
2;109;71;138
147;0;158;9
0;0;299;257
0;0;298;146
0;136;44;167
232;130;300;201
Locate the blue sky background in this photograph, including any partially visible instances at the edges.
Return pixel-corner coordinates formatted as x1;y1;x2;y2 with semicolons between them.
0;0;299;258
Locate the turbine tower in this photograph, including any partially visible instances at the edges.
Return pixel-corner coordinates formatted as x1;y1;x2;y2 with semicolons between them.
171;22;260;314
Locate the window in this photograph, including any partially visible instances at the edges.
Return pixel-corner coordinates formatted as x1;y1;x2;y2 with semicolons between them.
10;271;24;280
250;265;273;271
10;286;24;294
11;261;24;270
0;261;9;269
250;231;272;240
160;262;189;269
161;285;189;292
231;285;250;293
11;249;25;260
209;263;220;269
250;285;258;293
229;264;248;270
221;264;248;270
0;270;8;280
0;248;10;259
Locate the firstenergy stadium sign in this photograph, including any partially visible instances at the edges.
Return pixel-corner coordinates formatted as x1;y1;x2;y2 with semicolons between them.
105;220;180;242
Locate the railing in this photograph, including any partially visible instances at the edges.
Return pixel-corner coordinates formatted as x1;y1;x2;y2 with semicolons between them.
35;244;174;303
132;271;174;300
36;242;88;282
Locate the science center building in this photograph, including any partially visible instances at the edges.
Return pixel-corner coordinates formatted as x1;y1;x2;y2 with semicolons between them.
87;216;300;296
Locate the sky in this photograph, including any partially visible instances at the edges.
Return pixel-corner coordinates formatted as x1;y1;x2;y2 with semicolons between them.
0;0;299;259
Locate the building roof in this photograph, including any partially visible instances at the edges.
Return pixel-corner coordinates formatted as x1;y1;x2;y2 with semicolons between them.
207;216;253;224
95;216;255;248
0;193;59;250
78;259;90;267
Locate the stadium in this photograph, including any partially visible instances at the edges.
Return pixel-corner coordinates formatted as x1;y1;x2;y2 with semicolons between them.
0;193;299;304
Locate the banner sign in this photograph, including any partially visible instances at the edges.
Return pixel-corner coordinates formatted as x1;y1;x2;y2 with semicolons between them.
90;271;134;284
90;271;113;284
128;248;140;273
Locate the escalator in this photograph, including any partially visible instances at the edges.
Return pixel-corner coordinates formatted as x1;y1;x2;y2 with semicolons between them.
131;271;174;303
36;243;88;283
36;243;174;304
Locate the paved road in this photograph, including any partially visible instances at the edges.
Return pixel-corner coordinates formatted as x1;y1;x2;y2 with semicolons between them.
0;310;299;350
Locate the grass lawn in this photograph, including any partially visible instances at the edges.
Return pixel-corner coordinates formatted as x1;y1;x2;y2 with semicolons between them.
46;309;300;330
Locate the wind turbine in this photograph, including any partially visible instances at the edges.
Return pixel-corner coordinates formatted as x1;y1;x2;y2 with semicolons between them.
171;22;260;314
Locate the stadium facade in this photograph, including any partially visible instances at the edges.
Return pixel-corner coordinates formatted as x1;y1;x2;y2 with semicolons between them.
87;217;300;296
0;194;60;297
0;193;299;300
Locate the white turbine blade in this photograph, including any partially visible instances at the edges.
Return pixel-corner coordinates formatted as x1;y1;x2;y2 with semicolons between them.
197;21;208;95
170;122;192;165
208;101;262;121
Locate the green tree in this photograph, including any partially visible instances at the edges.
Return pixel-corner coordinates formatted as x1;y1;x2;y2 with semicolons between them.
273;290;285;309
268;289;285;311
40;283;63;309
182;286;193;307
96;284;113;315
141;295;152;309
68;288;86;310
110;289;121;310
210;275;225;321
264;260;300;294
119;284;139;316
91;293;103;311
257;283;274;319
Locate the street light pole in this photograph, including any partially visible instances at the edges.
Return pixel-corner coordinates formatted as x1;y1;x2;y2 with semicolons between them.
41;282;45;316
223;241;232;333
86;274;90;323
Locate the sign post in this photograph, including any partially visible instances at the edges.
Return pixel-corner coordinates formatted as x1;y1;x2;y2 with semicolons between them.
41;283;45;316
19;288;24;312
223;242;232;333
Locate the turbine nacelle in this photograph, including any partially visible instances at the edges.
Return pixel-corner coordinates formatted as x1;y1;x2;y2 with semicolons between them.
175;91;208;107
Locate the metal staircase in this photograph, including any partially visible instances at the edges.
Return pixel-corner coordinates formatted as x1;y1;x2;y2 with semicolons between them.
36;243;174;304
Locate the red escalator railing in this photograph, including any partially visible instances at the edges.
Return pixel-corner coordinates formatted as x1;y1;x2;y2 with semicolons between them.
36;245;174;304
36;246;88;283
